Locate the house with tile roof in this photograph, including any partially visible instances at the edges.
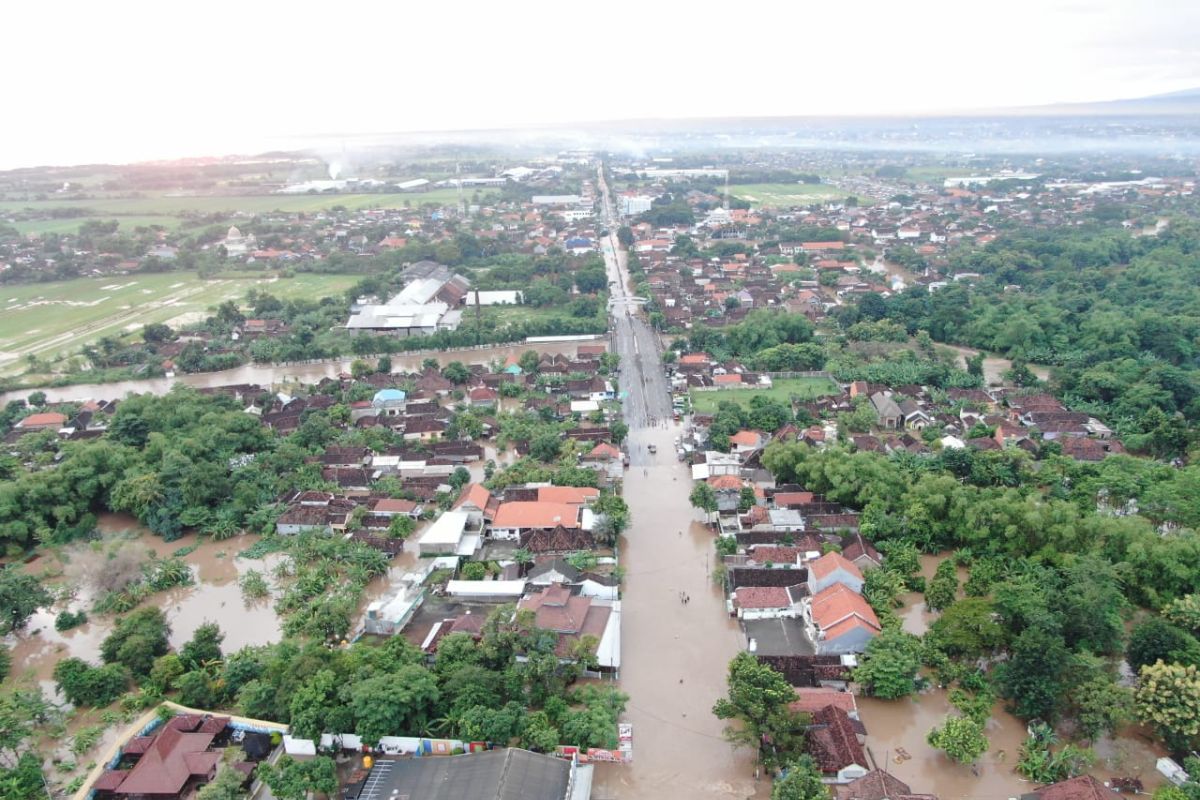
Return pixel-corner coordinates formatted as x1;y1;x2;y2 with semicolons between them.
454;483;498;526
1020;775;1112;800
518;583;620;670
95;715;229;799
804;705;869;783
491;502;585;541
807;552;865;594
836;769;939;800
805;583;881;655
729;584;808;620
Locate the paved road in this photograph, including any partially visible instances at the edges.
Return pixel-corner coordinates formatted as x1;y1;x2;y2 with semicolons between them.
597;169;673;439
593;165;758;800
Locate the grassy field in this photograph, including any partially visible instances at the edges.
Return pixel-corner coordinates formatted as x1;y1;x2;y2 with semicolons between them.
0;189;496;218
689;376;840;413
11;215;187;235
729;183;852;208
0;272;360;373
904;166;975;183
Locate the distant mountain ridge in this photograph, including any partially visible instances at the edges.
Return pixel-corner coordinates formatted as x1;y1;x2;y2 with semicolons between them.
1009;87;1200;117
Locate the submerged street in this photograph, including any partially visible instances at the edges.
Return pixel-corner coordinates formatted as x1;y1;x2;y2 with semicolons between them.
592;166;759;800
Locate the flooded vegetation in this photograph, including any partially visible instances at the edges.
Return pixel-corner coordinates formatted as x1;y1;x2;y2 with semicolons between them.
6;514;283;699
863;552;1166;799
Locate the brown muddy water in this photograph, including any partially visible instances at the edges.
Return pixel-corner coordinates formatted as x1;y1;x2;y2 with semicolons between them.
592;423;762;800
6;513;283;703
0;340;594;405
867;553;1165;799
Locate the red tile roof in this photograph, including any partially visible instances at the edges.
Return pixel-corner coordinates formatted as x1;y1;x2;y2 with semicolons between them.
808;551;864;582
1031;775;1112;800
790;687;859;715
109;721;223;796
810;583;880;637
536;486;600;505
18;412;66;428
492;502;580;530
805;705;866;773
733;586;792;610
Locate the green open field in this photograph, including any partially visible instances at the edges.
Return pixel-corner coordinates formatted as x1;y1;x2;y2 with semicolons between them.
729;183;852;208
903;166;974;183
0;272;360;374
11;215;188;236
0;189;497;233
689;376;841;413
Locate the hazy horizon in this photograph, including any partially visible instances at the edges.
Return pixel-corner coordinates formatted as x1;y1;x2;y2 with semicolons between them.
5;0;1200;169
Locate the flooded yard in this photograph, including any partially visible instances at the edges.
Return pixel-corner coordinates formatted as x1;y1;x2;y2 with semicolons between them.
864;552;1166;799
6;513;284;699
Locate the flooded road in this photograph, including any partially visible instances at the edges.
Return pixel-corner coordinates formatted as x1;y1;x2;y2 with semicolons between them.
0;339;597;404
593;164;758;800
593;424;759;800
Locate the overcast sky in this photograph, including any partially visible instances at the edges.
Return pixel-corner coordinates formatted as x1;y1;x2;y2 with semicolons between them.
4;0;1199;167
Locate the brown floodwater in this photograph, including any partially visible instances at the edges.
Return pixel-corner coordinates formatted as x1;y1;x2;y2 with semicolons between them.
0;340;593;404
5;513;283;703
592;423;762;800
866;553;1165;799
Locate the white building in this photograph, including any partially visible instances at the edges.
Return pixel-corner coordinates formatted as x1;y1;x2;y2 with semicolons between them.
620;196;654;216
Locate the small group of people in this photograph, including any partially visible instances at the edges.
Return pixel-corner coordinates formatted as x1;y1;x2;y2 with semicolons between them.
678;591;690;605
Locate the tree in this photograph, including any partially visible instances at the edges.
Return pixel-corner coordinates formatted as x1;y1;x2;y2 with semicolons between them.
854;628;923;699
1067;672;1133;741
610;421;629;444
0;567;51;635
928;598;1006;659
461;562;487;580
996;626;1069;721
197;766;247;800
180;622;224;672
1128;618;1200;672
924;559;957;612
0;753;46;800
518;350;541;374
142;323;174;344
377;355;392;374
53;658;128;707
0;688;58;766
256;755;337;800
772;755;828;800
927;715;989;764
530;431;562;462
1135;661;1200;746
713;652;806;770
690;482;718;518
387;515;415;539
442;361;470;384
100;606;170;677
1164;595;1200;634
449;466;471;491
350;667;440;745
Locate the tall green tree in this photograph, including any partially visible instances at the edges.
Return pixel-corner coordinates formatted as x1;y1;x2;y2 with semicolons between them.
854;628;923;699
713;653;807;771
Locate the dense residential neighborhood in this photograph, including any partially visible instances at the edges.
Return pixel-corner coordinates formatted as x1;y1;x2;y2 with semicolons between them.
1;141;1199;800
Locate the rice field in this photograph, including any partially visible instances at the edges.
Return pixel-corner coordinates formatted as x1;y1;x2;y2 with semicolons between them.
0;272;359;373
728;183;852;208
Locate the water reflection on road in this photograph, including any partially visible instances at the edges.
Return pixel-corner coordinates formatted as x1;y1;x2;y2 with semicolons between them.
593;424;760;800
